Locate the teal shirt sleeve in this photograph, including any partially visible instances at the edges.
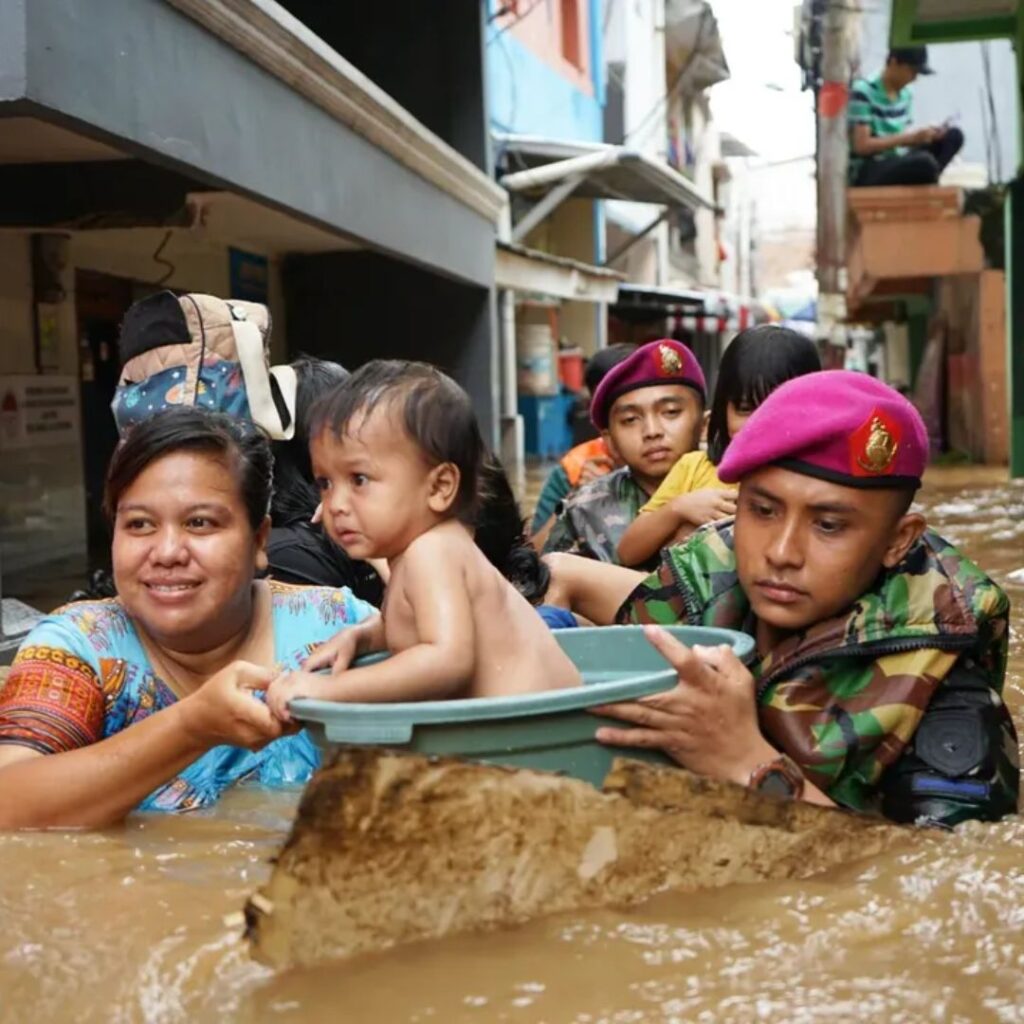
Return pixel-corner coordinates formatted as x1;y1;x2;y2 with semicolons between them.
848;78;872;125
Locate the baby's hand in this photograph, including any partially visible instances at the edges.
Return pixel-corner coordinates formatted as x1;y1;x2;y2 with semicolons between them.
304;615;383;676
304;631;359;676
266;670;322;723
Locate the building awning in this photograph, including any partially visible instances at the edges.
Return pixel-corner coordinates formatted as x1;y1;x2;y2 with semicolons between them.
719;132;758;159
665;0;730;92
612;283;762;333
0;0;502;289
496;242;623;303
498;138;718;245
500;147;717;212
890;0;1018;44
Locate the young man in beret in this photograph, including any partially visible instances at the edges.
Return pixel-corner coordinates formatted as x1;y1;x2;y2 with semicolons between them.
547;371;1018;827
544;339;724;566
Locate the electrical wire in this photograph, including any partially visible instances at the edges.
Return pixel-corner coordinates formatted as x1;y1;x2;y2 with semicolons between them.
487;0;547;42
980;84;993;185
485;0;543;171
602;0;616;38
492;29;527;170
151;230;176;286
980;41;1003;183
623;6;711;147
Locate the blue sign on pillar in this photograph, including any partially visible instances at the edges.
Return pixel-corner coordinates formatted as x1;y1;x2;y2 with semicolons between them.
229;248;269;304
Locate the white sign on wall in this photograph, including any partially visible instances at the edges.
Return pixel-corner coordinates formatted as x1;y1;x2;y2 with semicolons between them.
0;375;81;451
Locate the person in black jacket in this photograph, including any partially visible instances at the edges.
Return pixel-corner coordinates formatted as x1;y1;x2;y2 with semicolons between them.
266;357;384;606
474;454;577;629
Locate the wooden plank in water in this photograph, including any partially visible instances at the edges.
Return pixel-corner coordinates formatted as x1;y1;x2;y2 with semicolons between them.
245;749;908;970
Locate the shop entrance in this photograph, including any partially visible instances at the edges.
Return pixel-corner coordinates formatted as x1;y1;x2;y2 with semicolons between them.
76;270;134;571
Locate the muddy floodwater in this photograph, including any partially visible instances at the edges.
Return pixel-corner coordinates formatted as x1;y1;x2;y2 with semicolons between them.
3;468;1024;1023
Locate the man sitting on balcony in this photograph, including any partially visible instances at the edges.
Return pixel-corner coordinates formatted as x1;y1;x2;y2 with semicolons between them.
849;46;964;188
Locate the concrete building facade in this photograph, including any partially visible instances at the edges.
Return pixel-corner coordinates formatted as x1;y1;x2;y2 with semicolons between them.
0;0;503;609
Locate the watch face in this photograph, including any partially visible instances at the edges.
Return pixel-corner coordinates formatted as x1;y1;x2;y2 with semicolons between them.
758;769;797;799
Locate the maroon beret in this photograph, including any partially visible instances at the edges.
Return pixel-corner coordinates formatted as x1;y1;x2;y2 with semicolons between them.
718;370;929;488
590;339;706;430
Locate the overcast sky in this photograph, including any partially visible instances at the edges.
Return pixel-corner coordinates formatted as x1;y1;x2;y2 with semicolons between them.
708;0;816;163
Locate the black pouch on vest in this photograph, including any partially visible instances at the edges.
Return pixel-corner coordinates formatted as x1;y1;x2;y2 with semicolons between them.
880;661;1009;826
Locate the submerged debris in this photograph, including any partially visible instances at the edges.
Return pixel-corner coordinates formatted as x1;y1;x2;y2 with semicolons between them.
245;749;911;970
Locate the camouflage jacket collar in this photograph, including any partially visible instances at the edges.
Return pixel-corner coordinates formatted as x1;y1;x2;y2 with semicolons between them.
566;466;648;508
618;520;1010;810
544;467;651;566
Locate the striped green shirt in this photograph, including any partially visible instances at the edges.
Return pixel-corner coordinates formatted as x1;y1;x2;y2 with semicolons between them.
848;76;913;183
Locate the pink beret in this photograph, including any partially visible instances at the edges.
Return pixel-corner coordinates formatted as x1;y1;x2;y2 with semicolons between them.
717;370;928;488
590;339;706;430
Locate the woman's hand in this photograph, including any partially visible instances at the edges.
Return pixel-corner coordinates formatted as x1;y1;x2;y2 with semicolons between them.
177;660;286;751
593;625;776;786
671;489;737;527
304;615;384;675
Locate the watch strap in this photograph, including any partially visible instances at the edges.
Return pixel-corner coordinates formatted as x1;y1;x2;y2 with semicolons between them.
748;753;806;800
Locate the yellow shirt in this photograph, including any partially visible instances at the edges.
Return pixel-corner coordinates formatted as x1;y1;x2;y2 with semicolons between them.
639;450;730;514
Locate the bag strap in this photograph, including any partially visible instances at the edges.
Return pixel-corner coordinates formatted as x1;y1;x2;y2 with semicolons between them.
269;364;298;435
231;311;295;440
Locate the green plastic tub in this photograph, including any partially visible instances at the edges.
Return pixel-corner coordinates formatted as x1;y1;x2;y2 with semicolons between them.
290;625;755;787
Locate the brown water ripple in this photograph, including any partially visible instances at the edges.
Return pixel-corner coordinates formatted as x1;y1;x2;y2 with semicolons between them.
2;469;1024;1022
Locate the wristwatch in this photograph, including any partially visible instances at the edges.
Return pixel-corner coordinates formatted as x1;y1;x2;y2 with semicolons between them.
748;753;805;800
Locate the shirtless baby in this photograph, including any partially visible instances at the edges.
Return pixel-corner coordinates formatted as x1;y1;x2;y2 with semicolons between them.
266;359;580;718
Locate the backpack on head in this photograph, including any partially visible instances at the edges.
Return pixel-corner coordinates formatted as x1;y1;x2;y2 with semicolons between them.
112;291;296;439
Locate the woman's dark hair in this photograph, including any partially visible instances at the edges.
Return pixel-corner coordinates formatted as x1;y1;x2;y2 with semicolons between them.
311;359;484;523
271;356;349;526
474;455;549;605
706;325;822;465
103;406;273;530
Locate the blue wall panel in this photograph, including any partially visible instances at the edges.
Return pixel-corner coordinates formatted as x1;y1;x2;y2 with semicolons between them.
486;2;604;143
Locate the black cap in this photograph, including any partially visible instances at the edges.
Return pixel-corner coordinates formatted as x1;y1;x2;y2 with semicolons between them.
118;290;189;362
584;343;636;394
889;46;934;75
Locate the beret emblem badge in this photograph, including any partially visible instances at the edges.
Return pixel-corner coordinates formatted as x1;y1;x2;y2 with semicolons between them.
852;412;900;475
656;343;682;375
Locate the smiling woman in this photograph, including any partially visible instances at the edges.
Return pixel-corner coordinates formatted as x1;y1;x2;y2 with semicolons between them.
0;409;375;829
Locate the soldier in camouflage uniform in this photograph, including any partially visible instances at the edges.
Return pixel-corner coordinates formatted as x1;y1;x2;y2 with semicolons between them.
544;339;707;567
543;466;650;566
550;371;1019;826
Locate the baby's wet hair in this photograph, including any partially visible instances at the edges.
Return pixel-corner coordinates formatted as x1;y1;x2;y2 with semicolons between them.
310;359;484;523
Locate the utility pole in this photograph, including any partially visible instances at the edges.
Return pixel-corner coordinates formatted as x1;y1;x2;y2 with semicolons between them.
1008;15;1024;477
813;0;852;336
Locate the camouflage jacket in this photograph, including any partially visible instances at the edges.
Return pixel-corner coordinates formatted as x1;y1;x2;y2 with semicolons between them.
543;467;650;567
618;520;1020;826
